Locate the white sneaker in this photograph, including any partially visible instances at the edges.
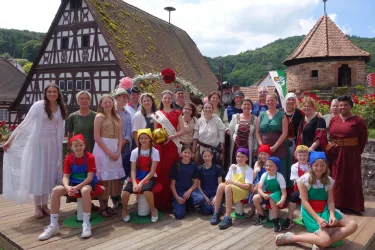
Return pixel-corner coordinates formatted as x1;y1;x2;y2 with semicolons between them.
38;224;60;241
151;209;158;223
81;223;92;238
122;214;130;222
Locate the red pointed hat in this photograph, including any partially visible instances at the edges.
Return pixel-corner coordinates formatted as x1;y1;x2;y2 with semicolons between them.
161;68;176;83
258;144;271;155
69;134;86;147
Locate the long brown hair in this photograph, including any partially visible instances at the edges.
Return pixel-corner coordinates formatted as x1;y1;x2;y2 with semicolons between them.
208;91;222;108
97;94;119;122
43;83;67;120
175;144;193;171
308;159;331;186
140;93;157;116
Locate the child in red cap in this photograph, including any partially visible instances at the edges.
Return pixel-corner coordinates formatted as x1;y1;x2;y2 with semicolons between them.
39;134;98;240
246;144;271;219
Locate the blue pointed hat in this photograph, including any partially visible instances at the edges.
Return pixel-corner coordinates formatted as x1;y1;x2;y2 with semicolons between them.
309;151;328;165
267;156;281;171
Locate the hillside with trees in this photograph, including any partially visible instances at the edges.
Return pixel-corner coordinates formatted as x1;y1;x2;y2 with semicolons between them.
0;28;374;85
206;35;375;86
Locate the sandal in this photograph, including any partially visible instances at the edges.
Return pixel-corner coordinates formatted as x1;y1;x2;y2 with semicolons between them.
246;205;256;219
275;232;295;246
34;208;44;219
99;209;111;217
106;207;117;216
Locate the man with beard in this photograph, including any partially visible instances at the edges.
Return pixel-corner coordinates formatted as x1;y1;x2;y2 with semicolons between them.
219;81;233;108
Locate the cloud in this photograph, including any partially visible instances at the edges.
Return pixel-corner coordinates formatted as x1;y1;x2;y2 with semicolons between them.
126;0;321;57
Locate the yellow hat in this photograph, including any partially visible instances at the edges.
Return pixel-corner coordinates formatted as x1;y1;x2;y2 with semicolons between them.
137;128;153;140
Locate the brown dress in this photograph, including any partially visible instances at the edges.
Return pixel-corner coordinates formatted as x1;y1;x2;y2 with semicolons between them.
328;115;368;213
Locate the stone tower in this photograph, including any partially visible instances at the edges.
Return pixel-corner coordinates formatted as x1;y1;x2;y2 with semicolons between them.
283;15;371;92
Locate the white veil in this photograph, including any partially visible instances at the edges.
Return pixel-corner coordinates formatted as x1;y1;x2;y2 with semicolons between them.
3;100;64;204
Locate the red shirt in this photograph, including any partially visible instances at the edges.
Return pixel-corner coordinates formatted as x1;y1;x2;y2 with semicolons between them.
63;151;96;174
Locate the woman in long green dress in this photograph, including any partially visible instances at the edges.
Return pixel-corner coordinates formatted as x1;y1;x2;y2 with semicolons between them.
67;91;96;153
255;92;292;187
275;151;357;249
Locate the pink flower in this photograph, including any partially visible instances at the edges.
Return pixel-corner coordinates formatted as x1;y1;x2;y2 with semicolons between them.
203;96;209;103
119;77;133;90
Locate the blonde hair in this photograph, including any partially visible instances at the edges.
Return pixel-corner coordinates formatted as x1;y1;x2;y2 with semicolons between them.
308;159;331;186
301;97;316;109
97;94;119;122
294;145;309;158
266;92;279;100
76;90;92;101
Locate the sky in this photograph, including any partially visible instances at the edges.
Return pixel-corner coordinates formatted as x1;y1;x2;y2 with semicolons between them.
0;0;374;57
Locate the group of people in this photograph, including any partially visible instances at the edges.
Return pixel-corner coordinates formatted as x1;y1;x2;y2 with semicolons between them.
2;83;368;249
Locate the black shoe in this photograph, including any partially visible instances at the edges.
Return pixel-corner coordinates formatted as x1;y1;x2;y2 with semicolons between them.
273;218;282;232
254;215;267;226
210;212;221;225
282;218;295;229
218;216;233;230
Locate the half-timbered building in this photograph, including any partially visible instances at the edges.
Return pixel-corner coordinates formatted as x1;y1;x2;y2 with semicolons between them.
9;0;217;123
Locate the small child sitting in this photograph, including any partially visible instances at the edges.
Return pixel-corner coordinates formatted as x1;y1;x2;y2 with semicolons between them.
210;148;253;230
170;145;205;219
39;134;98;240
122;128;159;223
197;149;224;215
253;157;287;232
246;144;271;219
282;145;310;229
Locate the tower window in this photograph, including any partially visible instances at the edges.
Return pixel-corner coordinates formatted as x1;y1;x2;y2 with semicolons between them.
67;80;73;90
311;70;318;77
70;0;82;9
82;35;90;48
61;37;69;50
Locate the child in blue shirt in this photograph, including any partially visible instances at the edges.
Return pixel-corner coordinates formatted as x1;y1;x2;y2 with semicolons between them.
170;145;205;219
198;149;224;215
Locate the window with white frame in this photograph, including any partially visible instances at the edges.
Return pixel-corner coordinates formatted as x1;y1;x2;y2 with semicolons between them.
67;80;73;90
59;80;65;90
76;80;82;90
84;80;91;90
0;109;8;122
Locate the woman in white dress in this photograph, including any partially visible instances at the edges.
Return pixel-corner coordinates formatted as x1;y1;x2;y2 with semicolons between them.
228;98;257;166
3;83;67;218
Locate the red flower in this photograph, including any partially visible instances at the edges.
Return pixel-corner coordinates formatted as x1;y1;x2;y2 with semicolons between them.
303;91;309;95
161;68;176;84
298;98;302;102
353;99;359;104
360;101;366;105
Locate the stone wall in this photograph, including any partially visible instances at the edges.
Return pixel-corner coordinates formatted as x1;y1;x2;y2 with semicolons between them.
287;60;367;92
362;139;375;196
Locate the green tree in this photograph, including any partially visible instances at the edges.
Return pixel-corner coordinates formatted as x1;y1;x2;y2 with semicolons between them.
23;62;32;73
21;40;42;61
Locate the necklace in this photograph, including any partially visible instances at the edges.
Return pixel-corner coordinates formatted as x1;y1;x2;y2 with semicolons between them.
285;108;295;124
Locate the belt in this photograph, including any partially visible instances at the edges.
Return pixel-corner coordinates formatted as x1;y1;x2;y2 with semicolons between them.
331;137;358;147
198;141;222;153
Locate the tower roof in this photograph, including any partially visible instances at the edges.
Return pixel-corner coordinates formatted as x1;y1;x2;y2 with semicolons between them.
283;16;370;66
